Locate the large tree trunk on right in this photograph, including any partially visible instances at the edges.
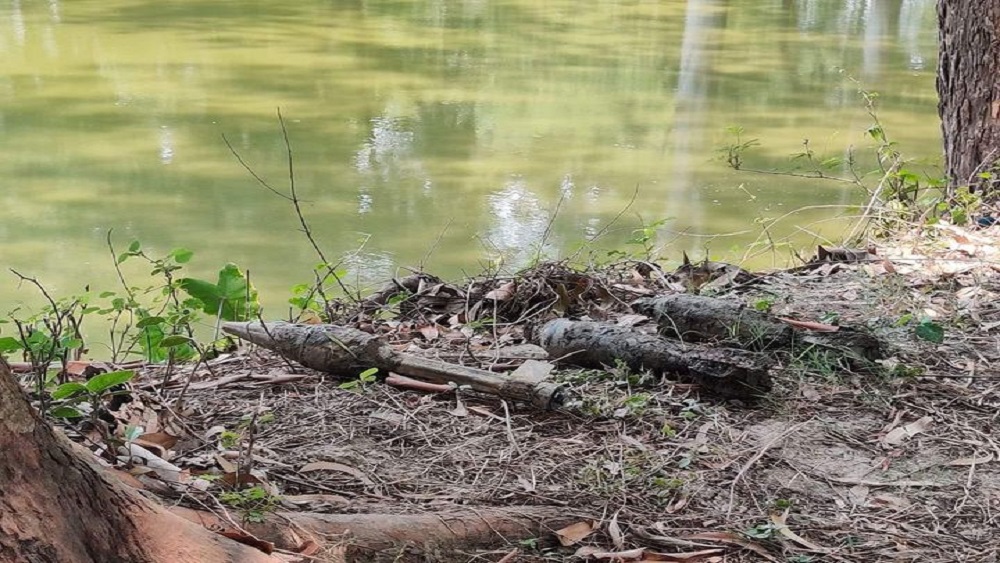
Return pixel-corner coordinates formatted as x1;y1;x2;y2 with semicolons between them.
937;1;1000;193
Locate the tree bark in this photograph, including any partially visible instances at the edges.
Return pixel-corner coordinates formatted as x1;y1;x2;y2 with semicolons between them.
536;319;772;399
937;0;1000;192
632;295;883;363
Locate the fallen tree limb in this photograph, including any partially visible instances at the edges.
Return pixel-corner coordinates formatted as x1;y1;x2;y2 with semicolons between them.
632;295;883;362
536;319;772;399
173;505;580;562
222;322;573;411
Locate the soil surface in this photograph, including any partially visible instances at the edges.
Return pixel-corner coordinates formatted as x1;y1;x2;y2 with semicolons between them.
30;223;1000;562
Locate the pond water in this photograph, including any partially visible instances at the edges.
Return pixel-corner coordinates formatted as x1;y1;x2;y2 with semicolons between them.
1;0;940;321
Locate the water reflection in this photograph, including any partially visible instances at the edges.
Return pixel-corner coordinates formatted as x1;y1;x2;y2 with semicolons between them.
0;0;942;318
485;177;553;264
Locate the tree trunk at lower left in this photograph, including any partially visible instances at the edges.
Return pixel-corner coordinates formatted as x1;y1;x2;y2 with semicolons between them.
0;364;277;563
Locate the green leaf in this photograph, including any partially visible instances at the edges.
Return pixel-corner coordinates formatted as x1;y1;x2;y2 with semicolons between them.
138;323;167;363
116;253;131;265
128;240;141;252
85;370;135;394
124;425;144;441
0;336;23;353
178;263;260;321
915;320;944;344
60;338;84;350
50;406;84;418
51;382;87;400
170;248;194;264
136;316;166;328
160;335;194;348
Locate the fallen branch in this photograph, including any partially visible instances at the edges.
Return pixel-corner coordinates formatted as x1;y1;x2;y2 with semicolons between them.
222;322;573;411
632;294;883;362
172;505;580;562
535;319;772;399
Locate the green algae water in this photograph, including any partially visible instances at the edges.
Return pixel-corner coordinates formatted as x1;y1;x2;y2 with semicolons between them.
1;0;939;330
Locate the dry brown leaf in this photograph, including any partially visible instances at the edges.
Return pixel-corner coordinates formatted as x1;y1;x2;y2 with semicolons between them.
214;453;237;474
800;385;821;402
847;484;869;506
683;532;775;561
137;431;179;450
299;461;375;485
64;360;93;376
218;531;274;554
574;546;646;560
947;454;994;466
777;317;839;332
418;324;440;341
484;281;516;301
296;540;321;556
611;283;656;296
640;549;725;562
665;495;689;514
770;511;829;553
869;493;911;511
509;359;554;383
295;311;323;324
449;395;468;417
555;520;596;546
609;511;625;550
283;493;350;506
881;415;934;447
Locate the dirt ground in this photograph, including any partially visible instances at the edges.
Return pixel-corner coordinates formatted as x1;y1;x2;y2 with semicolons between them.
45;223;1000;562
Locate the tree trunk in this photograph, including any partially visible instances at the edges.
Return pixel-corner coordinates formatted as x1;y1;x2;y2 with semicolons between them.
937;1;1000;192
0;364;277;563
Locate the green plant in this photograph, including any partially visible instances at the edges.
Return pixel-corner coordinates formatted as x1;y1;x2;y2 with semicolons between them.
49;370;136;442
626;217;672;261
751;295;776;313
720;126;761;171
517;538;540;551
102;234;258;365
219;430;241;449
818;312;840;325
679;398;705;420
721;80;955;239
792;347;841;380
615;392;653;417
744;522;779;540
771;498;793;510
0;273;102;413
218;485;281;523
915;318;944;343
338;367;379;391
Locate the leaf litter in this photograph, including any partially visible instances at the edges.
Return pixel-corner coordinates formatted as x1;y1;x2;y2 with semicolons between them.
29;224;1000;562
